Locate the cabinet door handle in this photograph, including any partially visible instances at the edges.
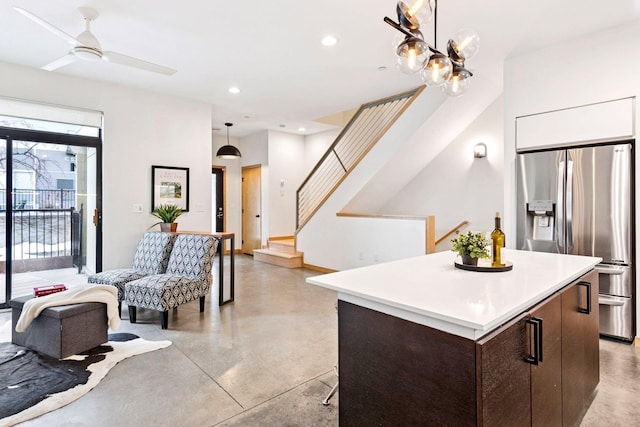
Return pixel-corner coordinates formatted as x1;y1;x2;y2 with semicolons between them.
525;318;541;365
532;316;543;362
578;281;591;314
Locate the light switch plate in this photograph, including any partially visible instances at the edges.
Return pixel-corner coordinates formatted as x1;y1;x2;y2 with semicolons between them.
133;203;144;213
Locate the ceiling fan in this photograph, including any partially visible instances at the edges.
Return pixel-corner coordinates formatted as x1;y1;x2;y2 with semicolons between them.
14;6;176;76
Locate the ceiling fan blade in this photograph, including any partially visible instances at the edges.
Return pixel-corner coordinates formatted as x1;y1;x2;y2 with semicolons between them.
42;54;78;71
13;7;80;47
103;51;176;76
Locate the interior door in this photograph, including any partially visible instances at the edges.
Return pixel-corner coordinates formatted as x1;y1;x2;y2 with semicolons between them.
242;165;261;255
212;167;224;233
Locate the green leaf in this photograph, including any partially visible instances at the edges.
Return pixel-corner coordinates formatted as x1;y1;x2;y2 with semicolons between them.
451;231;490;259
151;204;183;224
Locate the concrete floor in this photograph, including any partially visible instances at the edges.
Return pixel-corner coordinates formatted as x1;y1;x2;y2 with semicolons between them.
0;254;639;426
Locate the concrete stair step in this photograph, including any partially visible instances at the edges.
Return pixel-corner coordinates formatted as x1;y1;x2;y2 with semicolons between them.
254;248;303;269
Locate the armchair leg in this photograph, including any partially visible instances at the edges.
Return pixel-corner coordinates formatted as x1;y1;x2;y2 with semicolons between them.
118;302;122;319
128;305;137;323
199;296;205;312
160;311;169;329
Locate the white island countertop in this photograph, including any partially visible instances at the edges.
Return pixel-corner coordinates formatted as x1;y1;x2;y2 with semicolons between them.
307;249;601;340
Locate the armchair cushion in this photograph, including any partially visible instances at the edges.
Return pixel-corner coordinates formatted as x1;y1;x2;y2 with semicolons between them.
88;232;176;302
87;269;146;301
124;274;210;312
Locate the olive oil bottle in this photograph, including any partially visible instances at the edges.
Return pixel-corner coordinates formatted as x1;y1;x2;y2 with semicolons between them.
491;212;505;267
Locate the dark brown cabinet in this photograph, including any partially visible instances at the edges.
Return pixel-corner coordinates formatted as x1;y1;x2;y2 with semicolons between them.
476;310;532;427
531;293;563;427
476;293;563;427
561;270;599;426
337;270;599;426
476;271;599;427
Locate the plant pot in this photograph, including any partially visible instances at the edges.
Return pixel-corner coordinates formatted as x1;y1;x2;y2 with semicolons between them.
160;222;177;232
461;254;478;266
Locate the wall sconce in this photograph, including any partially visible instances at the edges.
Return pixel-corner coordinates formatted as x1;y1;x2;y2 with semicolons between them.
474;142;487;158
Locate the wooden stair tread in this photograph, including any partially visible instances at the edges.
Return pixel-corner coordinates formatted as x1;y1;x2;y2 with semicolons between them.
254;249;302;259
254;249;303;269
267;238;296;255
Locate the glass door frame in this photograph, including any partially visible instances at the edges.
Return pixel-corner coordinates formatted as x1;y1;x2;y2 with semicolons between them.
0;126;102;308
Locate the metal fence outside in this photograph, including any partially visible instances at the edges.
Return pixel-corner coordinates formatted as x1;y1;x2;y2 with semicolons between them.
0;207;82;273
0;188;76;210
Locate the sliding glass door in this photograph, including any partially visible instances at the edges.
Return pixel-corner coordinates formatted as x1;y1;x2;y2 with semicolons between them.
0;129;101;307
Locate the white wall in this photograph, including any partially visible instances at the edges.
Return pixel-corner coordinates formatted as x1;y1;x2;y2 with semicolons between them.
382;96;504;248
267;130;306;237
503;21;640;338
304;129;340;171
0;61;212;271
344;76;501;214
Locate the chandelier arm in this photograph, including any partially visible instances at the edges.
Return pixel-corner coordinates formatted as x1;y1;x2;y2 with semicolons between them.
434;0;437;49
384;16;444;56
383;16;415;38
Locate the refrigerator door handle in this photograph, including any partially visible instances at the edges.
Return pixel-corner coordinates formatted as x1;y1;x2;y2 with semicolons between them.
599;295;626;306
565;158;573;252
557;160;565;249
595;266;625;275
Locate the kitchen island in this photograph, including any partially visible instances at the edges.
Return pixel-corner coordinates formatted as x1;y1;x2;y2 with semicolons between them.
307;249;601;426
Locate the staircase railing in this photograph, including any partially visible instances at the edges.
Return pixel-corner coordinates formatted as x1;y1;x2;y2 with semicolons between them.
296;86;425;232
434;220;470;247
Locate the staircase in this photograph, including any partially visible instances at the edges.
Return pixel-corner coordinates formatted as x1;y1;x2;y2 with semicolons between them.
254;237;303;269
296;86;425;232
256;87;426;270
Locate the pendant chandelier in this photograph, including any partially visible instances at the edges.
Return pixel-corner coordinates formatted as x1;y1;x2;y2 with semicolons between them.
384;0;479;97
216;122;242;159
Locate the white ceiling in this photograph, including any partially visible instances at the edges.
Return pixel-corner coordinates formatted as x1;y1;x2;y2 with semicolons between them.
1;0;639;137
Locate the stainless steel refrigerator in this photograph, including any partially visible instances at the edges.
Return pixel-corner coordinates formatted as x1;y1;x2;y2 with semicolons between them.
516;142;635;341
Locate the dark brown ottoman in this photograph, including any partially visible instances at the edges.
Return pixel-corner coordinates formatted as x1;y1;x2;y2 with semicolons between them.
10;295;108;359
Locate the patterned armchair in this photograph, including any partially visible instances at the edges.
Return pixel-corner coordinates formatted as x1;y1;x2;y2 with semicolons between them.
88;232;177;316
124;234;218;329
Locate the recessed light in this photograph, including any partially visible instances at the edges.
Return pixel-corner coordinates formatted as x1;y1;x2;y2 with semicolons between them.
321;35;338;47
298;127;306;132
228;87;240;94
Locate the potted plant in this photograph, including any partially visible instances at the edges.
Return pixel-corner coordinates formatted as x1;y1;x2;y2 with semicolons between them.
451;231;490;266
151;204;183;232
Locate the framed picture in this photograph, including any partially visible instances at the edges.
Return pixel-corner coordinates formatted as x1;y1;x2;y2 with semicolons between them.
151;165;189;212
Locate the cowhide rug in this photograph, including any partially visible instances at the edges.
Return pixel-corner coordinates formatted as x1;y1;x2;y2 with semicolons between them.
0;319;171;427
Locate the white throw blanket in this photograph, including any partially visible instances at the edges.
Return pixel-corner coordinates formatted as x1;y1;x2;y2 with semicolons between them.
15;284;120;333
